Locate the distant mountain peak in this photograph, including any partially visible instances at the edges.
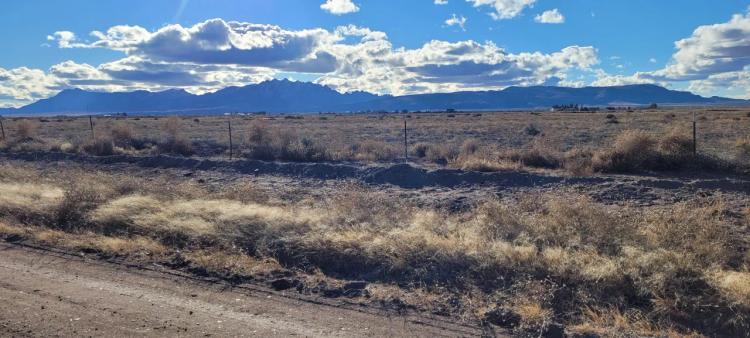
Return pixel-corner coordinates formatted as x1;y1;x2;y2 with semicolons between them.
1;82;747;115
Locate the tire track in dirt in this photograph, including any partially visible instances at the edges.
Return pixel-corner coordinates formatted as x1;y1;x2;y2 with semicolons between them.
0;242;488;337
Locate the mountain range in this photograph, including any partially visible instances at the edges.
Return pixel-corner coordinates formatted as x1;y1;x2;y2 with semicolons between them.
1;80;747;115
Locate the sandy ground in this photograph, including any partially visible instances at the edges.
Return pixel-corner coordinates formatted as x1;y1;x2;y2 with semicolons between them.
0;243;488;337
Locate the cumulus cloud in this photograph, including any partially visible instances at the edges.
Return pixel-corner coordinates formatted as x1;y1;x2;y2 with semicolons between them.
590;69;656;87
318;39;599;95
2;18;602;107
584;8;750;98
445;14;467;31
467;0;536;20
47;31;81;48
535;9;564;24
688;68;750;98
0;67;66;105
646;10;750;81
80;20;336;72
320;0;359;15
434;0;448;4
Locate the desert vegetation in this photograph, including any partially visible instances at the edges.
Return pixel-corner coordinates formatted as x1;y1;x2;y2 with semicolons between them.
1;109;749;175
0;162;748;336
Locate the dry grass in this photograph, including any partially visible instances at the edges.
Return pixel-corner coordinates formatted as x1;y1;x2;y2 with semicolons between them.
711;270;750;307
110;121;134;145
158;116;193;156
185;250;282;277
81;136;116;156
737;137;750;164
2;111;746;175
14;119;39;140
0;162;747;335
243;122;329;161
568;307;700;337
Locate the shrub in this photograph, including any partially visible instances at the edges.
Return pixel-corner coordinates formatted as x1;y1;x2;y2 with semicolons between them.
459;157;515;172
563;148;594;176
350;140;397;162
110;121;134;147
524;124;541;136
505;141;562;169
15;119;39;140
411;143;430;158
425;143;459;164
162;116;181;140
81;136;116;156
54;184;108;231
592;130;657;172
158;137;194;156
657;130;694;167
459;138;481;157
591;130;717;173
243;123;330;162
157;117;193;156
736;138;750;164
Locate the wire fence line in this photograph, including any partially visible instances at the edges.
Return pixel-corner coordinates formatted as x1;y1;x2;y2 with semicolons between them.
0;110;748;165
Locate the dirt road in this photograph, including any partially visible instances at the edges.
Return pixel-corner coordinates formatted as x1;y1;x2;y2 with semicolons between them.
0;243;486;337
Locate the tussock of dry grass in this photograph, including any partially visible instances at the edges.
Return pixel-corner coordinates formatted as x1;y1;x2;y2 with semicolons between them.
711;270;750;307
243;122;330;162
158;116;193;156
568;307;699;338
14;119;39;140
185;250;282;277
737;137;750;164
81;136;117;156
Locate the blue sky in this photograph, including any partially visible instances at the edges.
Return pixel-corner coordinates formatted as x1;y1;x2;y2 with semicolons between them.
1;0;750;107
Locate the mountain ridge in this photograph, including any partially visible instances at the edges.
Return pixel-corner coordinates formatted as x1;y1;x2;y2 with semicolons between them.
1;80;747;115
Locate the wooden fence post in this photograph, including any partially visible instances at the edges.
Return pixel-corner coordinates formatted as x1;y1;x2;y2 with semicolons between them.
0;118;5;141
228;119;233;160
403;118;408;163
692;111;697;155
89;115;95;139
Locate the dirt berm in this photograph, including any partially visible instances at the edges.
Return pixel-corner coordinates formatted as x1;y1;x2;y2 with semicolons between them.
3;151;750;194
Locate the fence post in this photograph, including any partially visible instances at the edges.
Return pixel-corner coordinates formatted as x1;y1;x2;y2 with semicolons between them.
403;118;408;163
89;115;95;138
228;118;233;160
0;117;5;141
692;111;697;155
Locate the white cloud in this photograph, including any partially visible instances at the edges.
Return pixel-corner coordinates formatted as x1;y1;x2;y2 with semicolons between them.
646;10;750;81
47;31;80;48
466;0;535;20
535;9;564;24
434;0;448;4
587;8;750;98
3;18;602;107
590;69;655;87
320;0;359;15
688;68;750;98
445;14;467;31
50;19;339;73
0;67;66;105
318;40;599;95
